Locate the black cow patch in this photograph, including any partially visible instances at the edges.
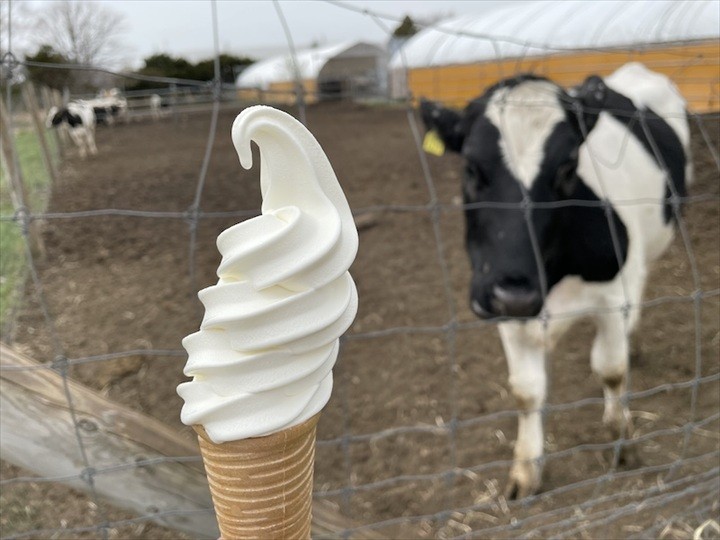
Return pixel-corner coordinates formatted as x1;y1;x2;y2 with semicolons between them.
65;110;83;127
50;111;64;126
540;120;630;286
574;77;687;222
547;177;630;287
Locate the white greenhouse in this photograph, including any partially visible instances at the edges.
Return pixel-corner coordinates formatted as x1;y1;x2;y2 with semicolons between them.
236;41;386;104
389;0;720;112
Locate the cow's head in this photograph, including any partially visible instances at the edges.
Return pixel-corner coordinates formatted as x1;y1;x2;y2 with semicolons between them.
421;75;606;319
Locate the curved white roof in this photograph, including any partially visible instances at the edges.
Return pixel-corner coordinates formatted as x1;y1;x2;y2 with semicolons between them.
390;0;720;69
237;42;382;89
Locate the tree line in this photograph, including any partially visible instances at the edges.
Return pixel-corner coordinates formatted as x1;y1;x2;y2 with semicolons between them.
12;0;419;94
25;46;254;92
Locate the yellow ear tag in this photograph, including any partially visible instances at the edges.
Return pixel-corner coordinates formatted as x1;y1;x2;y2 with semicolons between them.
423;130;445;156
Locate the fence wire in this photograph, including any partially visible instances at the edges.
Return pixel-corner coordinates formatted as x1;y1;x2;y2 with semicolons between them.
1;0;718;539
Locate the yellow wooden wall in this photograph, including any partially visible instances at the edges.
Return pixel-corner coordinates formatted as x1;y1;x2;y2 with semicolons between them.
237;79;319;105
408;40;720;112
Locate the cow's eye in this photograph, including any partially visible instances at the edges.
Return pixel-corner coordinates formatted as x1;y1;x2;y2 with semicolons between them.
465;162;487;186
555;159;578;197
463;162;487;201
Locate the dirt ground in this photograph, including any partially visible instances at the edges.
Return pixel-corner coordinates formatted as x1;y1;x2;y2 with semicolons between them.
1;102;718;539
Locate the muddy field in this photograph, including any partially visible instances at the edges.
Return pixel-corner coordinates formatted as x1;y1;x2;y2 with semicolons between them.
2;102;719;539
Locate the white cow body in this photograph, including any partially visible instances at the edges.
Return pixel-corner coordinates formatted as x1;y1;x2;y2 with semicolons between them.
150;94;162;120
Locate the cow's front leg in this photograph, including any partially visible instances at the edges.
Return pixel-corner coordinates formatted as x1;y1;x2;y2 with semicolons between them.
69;131;86;158
591;311;634;441
499;322;547;499
87;132;98;156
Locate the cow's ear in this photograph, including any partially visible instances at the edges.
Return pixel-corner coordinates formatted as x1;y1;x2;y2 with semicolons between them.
564;75;606;137
419;98;465;153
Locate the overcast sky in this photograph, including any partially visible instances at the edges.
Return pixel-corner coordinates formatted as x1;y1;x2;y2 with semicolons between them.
10;1;525;68
108;1;518;65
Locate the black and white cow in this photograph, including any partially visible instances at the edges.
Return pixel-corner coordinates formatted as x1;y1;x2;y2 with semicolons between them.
150;94;163;121
46;101;98;158
87;88;129;125
421;62;692;498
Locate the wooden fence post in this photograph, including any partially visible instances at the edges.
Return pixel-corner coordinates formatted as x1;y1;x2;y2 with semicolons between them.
50;88;70;148
39;86;64;159
0;99;30;207
22;81;58;186
0;98;45;259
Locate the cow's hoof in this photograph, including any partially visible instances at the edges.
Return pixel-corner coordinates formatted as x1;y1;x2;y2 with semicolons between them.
602;408;634;441
504;460;542;500
604;441;642;469
619;443;641;468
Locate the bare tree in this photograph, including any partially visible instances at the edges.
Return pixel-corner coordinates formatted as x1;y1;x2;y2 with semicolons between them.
1;1;36;58
33;1;126;68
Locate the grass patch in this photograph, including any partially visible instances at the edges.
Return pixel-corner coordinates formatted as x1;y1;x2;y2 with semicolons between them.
0;127;57;330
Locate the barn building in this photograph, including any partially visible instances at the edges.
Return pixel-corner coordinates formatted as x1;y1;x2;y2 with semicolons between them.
389;0;720;112
236;41;385;104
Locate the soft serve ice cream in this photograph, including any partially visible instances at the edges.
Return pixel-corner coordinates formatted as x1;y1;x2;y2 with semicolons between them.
178;106;358;443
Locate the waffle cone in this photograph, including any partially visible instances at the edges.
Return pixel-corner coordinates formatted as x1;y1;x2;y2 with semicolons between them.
194;414;320;540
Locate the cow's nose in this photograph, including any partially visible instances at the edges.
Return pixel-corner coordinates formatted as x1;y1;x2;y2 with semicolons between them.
490;284;541;318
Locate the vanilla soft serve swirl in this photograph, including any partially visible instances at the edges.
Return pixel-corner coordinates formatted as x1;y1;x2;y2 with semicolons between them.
178;106;358;443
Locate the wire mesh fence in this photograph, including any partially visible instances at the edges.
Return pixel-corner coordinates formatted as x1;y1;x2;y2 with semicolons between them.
1;1;718;538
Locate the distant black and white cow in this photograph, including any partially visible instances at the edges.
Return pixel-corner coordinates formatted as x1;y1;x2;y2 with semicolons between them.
46;101;98;158
421;63;692;498
150;94;162;121
89;88;129;125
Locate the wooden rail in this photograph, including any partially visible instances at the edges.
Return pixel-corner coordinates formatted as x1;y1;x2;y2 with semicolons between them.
0;343;382;539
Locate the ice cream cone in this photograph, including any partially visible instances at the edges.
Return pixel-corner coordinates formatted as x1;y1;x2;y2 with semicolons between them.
194;413;320;540
180;107;358;538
